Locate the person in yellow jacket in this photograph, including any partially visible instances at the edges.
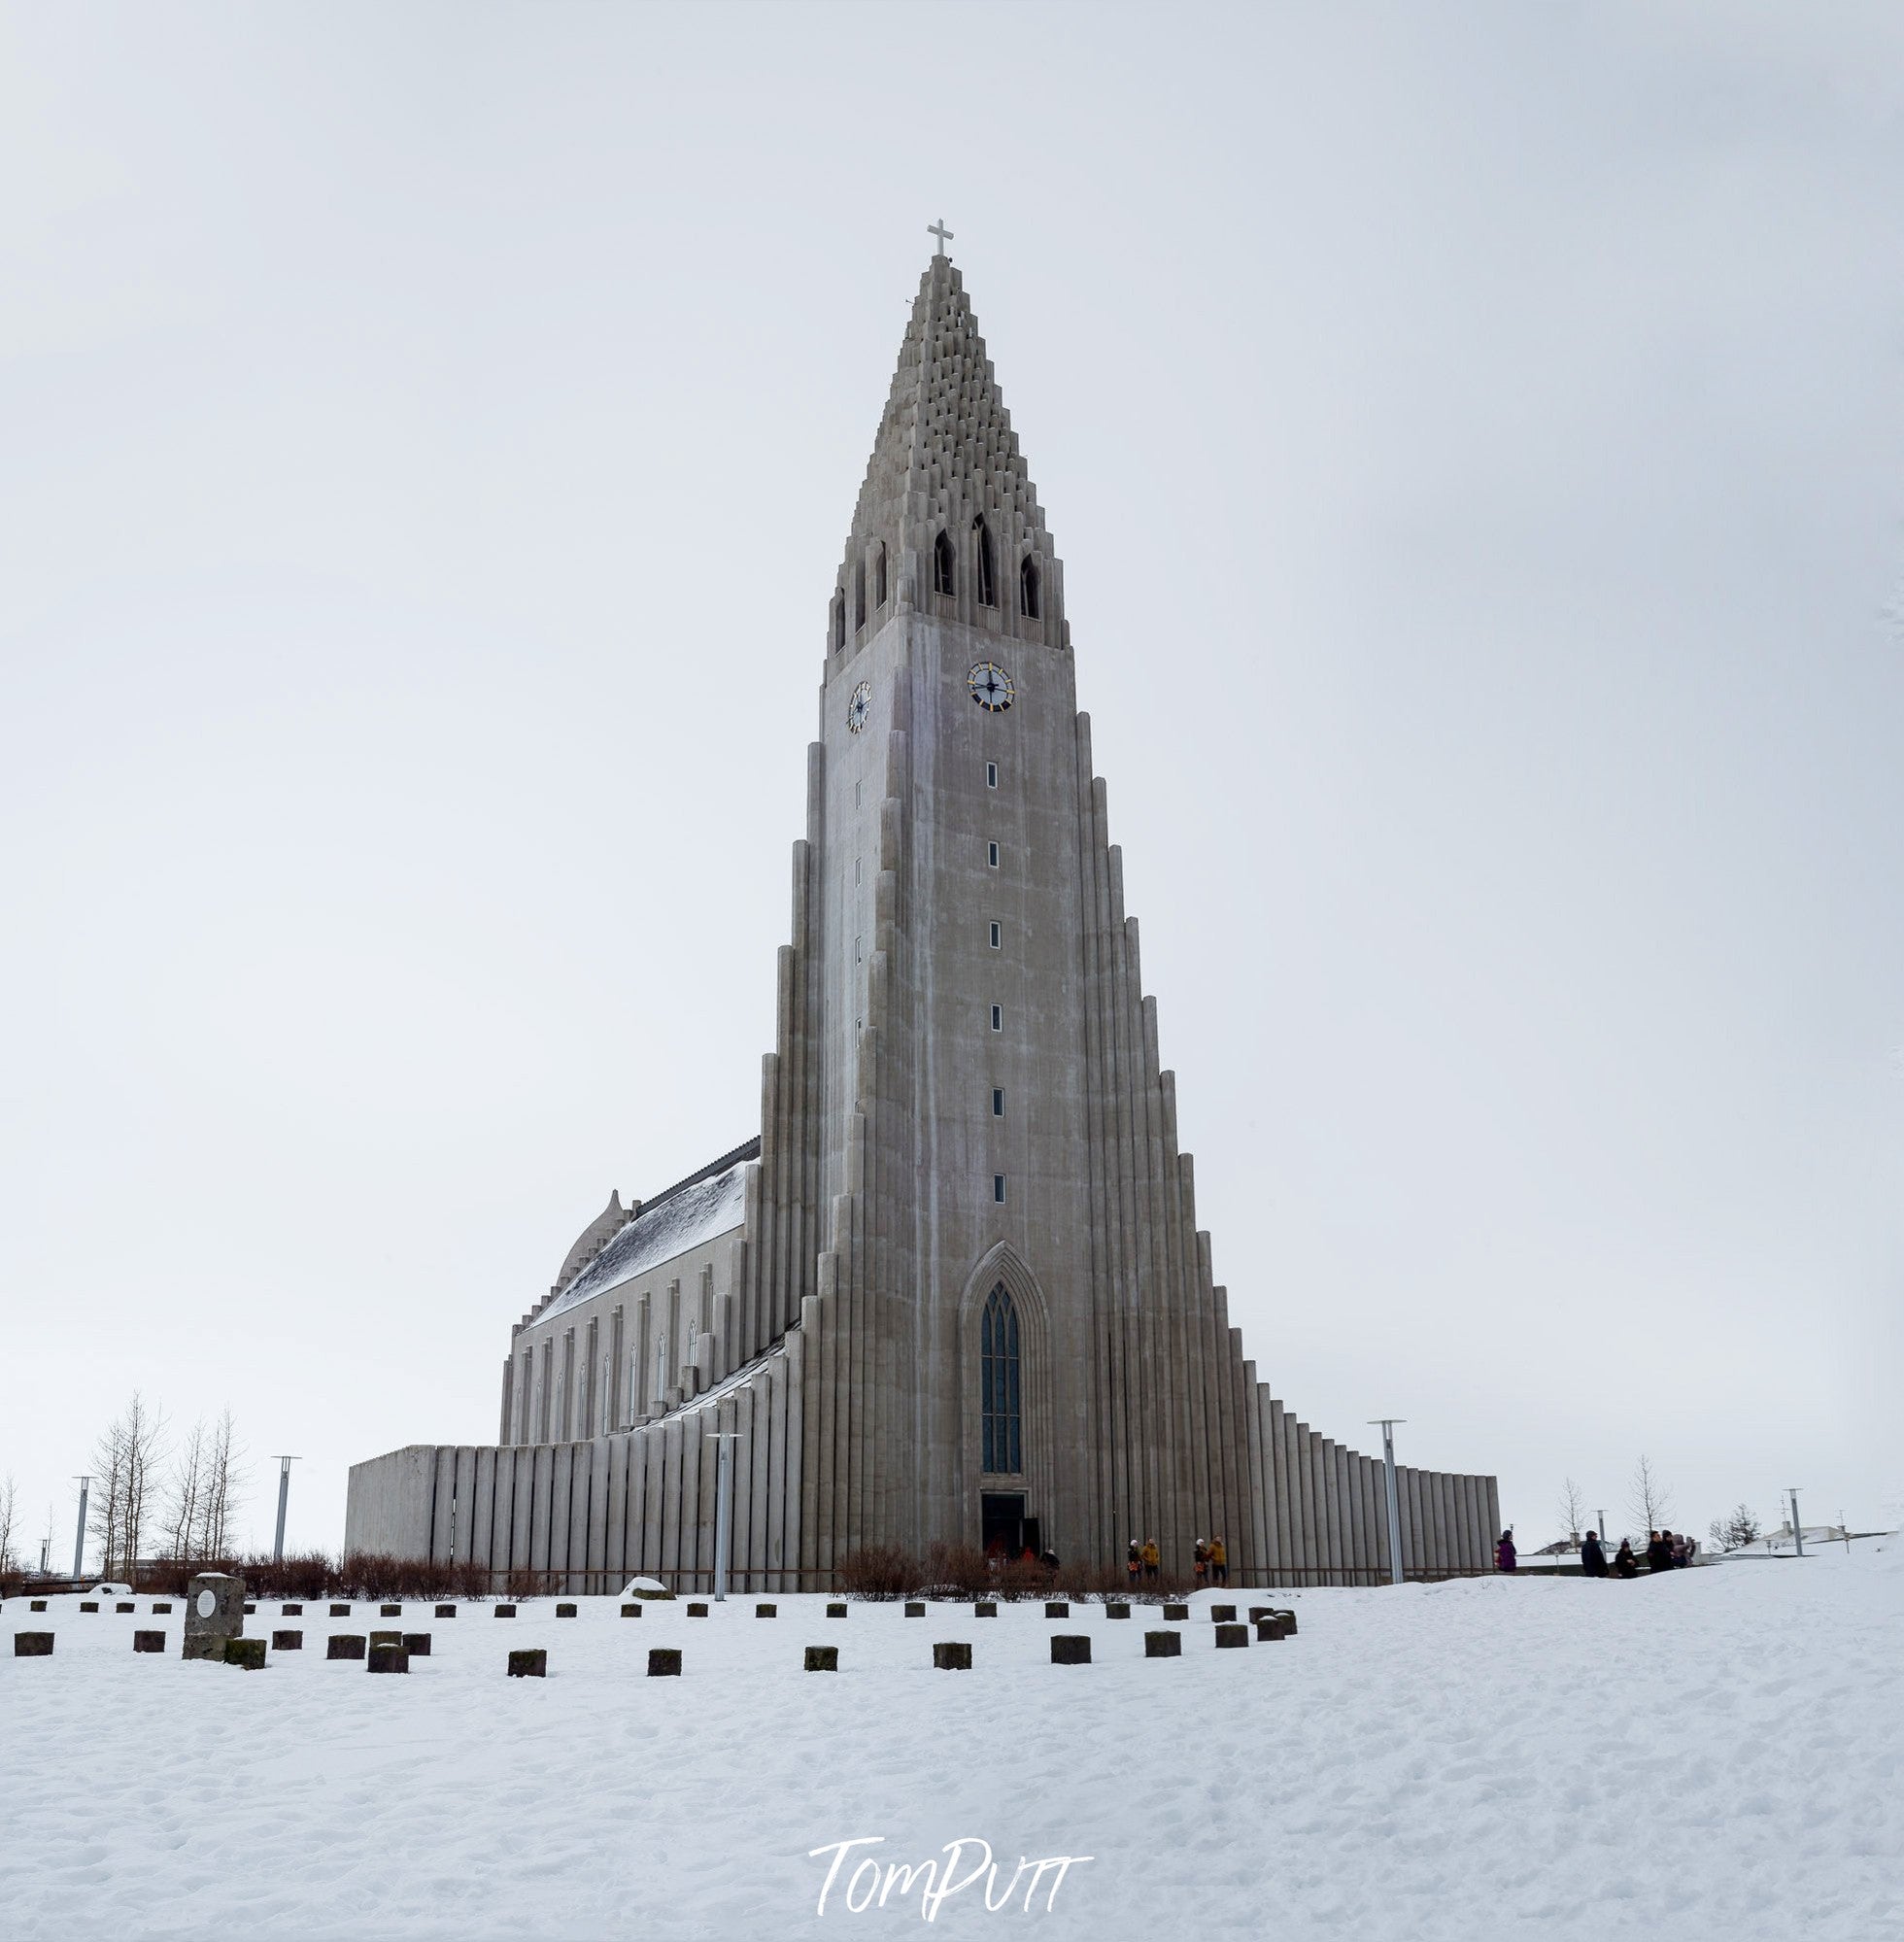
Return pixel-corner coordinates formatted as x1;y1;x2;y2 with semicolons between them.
1140;1538;1160;1581
1208;1534;1229;1585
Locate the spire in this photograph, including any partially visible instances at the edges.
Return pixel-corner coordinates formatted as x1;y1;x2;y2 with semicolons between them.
829;252;1066;652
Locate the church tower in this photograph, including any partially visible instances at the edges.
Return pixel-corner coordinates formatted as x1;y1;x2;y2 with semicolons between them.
345;246;1500;1589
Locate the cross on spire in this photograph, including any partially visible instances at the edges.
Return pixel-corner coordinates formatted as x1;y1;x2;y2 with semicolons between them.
928;218;954;257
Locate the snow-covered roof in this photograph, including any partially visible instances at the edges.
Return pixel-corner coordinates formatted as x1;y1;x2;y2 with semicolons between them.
535;1144;753;1326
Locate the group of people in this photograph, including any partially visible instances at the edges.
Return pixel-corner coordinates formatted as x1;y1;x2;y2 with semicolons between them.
1121;1536;1229;1584
1577;1528;1697;1578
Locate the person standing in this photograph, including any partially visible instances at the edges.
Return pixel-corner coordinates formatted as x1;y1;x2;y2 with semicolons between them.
1209;1535;1228;1585
1613;1538;1639;1578
1645;1530;1671;1574
1496;1529;1517;1573
1580;1530;1608;1578
1126;1539;1141;1589
1140;1538;1160;1582
1193;1538;1208;1587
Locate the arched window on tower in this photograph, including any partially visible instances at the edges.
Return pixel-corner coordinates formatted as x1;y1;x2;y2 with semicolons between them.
980;1284;1022;1474
975;518;997;607
874;542;888;609
934;528;956;597
833;592;846;652
1019;556;1040;620
854;556;867;631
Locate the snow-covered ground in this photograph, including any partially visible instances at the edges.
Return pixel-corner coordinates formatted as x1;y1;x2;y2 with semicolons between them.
3;1542;1898;1939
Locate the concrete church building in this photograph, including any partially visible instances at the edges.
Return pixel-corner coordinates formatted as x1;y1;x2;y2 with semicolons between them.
347;245;1498;1587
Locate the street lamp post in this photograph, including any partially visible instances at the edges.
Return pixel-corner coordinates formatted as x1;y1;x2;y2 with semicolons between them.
270;1457;299;1564
71;1476;89;1580
1787;1487;1804;1558
1368;1420;1408;1585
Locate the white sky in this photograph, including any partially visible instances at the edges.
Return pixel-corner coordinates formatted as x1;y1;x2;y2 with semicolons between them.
3;2;1899;1564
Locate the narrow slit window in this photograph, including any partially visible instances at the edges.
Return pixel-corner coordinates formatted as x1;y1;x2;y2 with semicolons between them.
987;841;1000;869
854;556;867;630
980;1284;1021;1474
874;542;888;608
975;518;997;607
991;1004;1003;1032
934;528;956;596
986;762;998;789
992;1088;1004;1117
1019;556;1040;619
832;594;846;652
993;1174;1006;1205
989;921;1002;949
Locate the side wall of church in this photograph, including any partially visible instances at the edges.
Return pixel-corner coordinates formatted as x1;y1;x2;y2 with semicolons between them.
498;1227;747;1448
346;1333;809;1590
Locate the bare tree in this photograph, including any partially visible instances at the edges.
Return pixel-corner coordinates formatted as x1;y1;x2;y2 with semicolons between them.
1557;1477;1587;1543
1627;1452;1675;1537
0;1473;17;1577
89;1415;126;1579
88;1393;167;1581
203;1408;248;1559
163;1418;209;1561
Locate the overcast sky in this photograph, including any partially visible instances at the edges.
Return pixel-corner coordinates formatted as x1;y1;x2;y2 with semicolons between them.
3;2;1899;1566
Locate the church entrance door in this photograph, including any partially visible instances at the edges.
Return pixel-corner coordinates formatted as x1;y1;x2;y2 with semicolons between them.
981;1491;1025;1556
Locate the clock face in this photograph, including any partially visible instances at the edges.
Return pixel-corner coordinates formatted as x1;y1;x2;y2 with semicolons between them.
846;681;872;733
968;662;1014;713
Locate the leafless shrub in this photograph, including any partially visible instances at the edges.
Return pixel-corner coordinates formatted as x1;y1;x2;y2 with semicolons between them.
839;1544;921;1600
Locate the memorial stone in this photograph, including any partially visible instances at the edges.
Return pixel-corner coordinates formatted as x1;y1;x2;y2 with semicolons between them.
494;1605;517;1618
327;1635;366;1660
508;1649;546;1678
1164;1604;1188;1620
1210;1604;1238;1622
756;1603;777;1618
117;1600;134;1613
1105;1603;1132;1619
804;1645;838;1671
1044;1601;1070;1618
402;1633;431;1655
933;1642;972;1670
973;1601;998;1618
620;1604;642;1618
687;1603;709;1618
282;1603;302;1616
557;1604;577;1618
1144;1630;1182;1658
134;1630;165;1652
1050;1635;1091;1664
648;1648;683;1676
1213;1623;1249;1649
153;1601;173;1614
367;1643;408;1673
273;1630;303;1651
15;1632;53;1656
827;1602;847;1618
223;1637;266;1669
904;1601;926;1618
435;1604;456;1618
183;1573;246;1663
